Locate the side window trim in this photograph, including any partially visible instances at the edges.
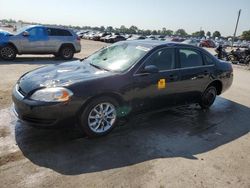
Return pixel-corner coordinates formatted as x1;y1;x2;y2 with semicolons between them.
134;46;177;75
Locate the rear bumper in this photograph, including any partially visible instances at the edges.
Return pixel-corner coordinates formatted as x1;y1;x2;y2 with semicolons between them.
74;42;81;53
221;71;233;94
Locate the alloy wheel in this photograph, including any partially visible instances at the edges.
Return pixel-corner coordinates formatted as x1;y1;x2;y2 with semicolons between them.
62;48;73;59
88;102;117;133
1;46;15;59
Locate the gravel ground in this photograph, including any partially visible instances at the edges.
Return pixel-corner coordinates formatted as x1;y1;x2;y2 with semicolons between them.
0;39;249;188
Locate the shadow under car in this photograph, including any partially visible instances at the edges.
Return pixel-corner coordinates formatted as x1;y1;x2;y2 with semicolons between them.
14;97;250;175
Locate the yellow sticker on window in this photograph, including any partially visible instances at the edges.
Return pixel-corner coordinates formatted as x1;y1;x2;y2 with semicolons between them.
158;79;166;89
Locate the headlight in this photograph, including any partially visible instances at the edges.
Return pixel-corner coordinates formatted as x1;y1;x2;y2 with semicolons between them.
30;87;73;102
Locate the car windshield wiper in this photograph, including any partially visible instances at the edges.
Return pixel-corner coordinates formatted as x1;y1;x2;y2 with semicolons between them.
89;63;110;72
80;57;87;61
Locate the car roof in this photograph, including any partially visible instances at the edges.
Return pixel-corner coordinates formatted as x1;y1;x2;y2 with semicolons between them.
123;40;198;49
27;25;72;31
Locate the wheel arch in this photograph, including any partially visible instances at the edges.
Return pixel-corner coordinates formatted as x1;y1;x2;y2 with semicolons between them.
205;80;223;95
4;42;19;53
77;92;127;117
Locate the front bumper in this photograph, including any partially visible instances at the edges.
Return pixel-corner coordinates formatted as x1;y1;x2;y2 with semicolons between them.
12;85;79;127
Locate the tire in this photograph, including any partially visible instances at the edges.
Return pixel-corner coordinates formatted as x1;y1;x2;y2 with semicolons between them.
199;86;217;109
0;45;17;60
78;97;119;138
59;46;74;60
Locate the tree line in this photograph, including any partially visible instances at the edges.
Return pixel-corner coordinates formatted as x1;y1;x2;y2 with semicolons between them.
1;19;250;40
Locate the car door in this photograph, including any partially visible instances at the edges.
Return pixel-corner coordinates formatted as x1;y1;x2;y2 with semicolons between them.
132;47;180;112
176;47;215;104
46;28;60;52
19;27;49;53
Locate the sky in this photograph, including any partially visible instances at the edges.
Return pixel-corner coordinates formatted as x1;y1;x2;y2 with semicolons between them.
0;0;249;36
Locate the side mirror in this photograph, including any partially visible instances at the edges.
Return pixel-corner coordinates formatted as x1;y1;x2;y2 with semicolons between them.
142;65;159;74
22;31;29;37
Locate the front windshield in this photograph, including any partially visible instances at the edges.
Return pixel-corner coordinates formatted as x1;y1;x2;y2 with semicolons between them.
87;42;150;72
15;26;32;35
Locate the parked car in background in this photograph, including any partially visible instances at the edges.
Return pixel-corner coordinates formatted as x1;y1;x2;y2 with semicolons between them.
93;32;111;41
13;40;233;137
240;40;250;48
171;37;185;42
127;35;146;40
147;35;157;40
158;35;166;40
199;39;216;48
182;39;199;46
77;30;88;38
100;34;112;42
106;35;126;43
0;25;81;60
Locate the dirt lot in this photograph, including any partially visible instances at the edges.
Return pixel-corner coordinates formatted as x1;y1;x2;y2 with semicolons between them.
0;39;249;188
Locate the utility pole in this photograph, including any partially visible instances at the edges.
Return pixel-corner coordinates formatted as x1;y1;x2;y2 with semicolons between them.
232;9;241;47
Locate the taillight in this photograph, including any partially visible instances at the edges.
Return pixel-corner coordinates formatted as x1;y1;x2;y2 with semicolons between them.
77;36;81;41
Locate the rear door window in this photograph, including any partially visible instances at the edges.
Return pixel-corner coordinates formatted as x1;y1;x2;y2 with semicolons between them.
47;28;72;36
179;49;203;68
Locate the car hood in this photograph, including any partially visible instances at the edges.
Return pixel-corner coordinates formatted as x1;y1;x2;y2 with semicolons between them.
18;60;116;94
0;30;13;44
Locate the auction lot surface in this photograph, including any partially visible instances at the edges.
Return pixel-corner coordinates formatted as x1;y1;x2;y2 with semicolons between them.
0;40;249;188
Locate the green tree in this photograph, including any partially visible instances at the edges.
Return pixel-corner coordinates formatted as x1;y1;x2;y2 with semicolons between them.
165;30;173;36
129;25;138;34
162;27;167;35
100;26;105;32
212;31;221;38
175;29;188;37
106;26;114;32
119;25;127;33
144;30;152;35
206;31;211;37
241;30;250;40
192;30;205;38
200;30;205;37
152;30;158;35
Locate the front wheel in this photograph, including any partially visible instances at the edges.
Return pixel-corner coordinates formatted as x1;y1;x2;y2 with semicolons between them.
199;86;217;109
78;97;119;138
0;45;17;60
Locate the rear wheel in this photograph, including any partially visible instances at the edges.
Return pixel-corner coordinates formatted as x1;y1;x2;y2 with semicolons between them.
78;97;119;138
0;45;17;60
199;86;217;109
59;46;74;60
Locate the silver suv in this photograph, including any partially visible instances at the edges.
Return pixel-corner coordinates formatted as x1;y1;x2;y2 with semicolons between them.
0;25;81;60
